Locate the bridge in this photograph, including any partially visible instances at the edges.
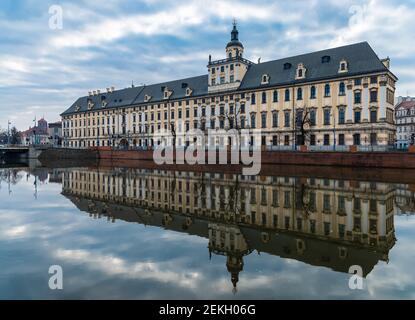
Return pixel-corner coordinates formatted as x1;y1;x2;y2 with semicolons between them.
0;145;47;161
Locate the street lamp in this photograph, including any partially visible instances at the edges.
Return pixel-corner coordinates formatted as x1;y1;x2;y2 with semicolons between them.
7;120;11;146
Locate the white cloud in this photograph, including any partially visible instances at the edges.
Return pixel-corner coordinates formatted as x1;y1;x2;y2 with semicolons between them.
1;0;414;129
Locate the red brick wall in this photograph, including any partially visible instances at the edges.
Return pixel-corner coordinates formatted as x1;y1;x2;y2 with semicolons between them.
99;149;415;169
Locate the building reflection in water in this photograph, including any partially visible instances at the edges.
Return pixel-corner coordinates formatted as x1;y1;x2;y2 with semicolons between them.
60;167;405;291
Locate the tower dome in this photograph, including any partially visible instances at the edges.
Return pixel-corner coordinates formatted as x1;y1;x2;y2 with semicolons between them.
226;21;244;49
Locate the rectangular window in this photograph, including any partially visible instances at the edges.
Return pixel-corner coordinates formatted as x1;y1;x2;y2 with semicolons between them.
324;134;330;146
370;110;377;123
353;133;361;146
338;134;345;145
370;76;377;84
370;133;377;145
284;112;290;127
370;90;378;103
354;111;361;123
272;112;278;128
284;135;290;146
323;194;331;212
354;78;362;85
261;113;267;128
338;109;345;124
310;134;316;146
240;104;245;114
220;106;224;115
310;109;316;126
354;91;362;104
324;109;331;125
230;75;234;83
272;135;278;146
240;118;245;129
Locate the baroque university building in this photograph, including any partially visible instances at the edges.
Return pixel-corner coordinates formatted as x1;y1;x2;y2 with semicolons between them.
61;24;397;150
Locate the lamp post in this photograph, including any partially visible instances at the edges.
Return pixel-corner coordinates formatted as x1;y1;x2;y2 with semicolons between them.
32;117;36;145
7;120;11;146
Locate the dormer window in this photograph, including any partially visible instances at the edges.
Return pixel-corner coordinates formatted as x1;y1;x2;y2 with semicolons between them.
144;94;152;102
186;87;193;97
75;105;81;112
87;99;94;110
283;63;292;70
338;59;348;73
295;63;306;80
101;96;107;108
261;74;270;85
322;55;331;63
163;88;173;99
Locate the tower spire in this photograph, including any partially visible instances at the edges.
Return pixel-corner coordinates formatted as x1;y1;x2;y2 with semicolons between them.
231;19;238;41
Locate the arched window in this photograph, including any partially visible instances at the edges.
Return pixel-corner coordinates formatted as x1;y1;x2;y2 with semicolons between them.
297;88;303;100
229;52;232;59
251;93;256;104
285;89;290;101
324;84;331;97
310;86;316;99
262;92;267;104
251;113;256;128
273;90;278;102
339;82;345;96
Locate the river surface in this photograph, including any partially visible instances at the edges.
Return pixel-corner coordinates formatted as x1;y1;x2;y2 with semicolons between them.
0;165;414;299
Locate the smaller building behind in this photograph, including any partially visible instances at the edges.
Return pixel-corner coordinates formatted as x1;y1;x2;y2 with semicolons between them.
395;96;415;149
48;121;63;146
21;118;62;146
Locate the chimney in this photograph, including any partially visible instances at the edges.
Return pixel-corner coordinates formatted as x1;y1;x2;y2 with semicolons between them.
381;57;390;69
106;88;110;93
97;89;101;95
88;91;92;96
111;86;115;93
93;90;97;95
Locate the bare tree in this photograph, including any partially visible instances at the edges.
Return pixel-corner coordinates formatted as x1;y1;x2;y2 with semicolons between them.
295;180;313;220
295;107;312;146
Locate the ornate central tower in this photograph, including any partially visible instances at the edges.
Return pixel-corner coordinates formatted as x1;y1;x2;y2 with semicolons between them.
207;22;253;93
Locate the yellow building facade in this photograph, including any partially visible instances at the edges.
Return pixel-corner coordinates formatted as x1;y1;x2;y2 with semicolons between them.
62;24;397;150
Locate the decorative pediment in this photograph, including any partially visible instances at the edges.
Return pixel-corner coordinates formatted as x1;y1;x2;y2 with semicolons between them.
101;100;108;108
186;87;193;97
75;105;81;112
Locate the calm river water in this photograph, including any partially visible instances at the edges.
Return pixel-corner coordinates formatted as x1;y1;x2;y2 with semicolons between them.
0;165;414;299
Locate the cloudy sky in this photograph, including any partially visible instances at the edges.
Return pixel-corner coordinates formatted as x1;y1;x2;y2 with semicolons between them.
0;0;414;131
